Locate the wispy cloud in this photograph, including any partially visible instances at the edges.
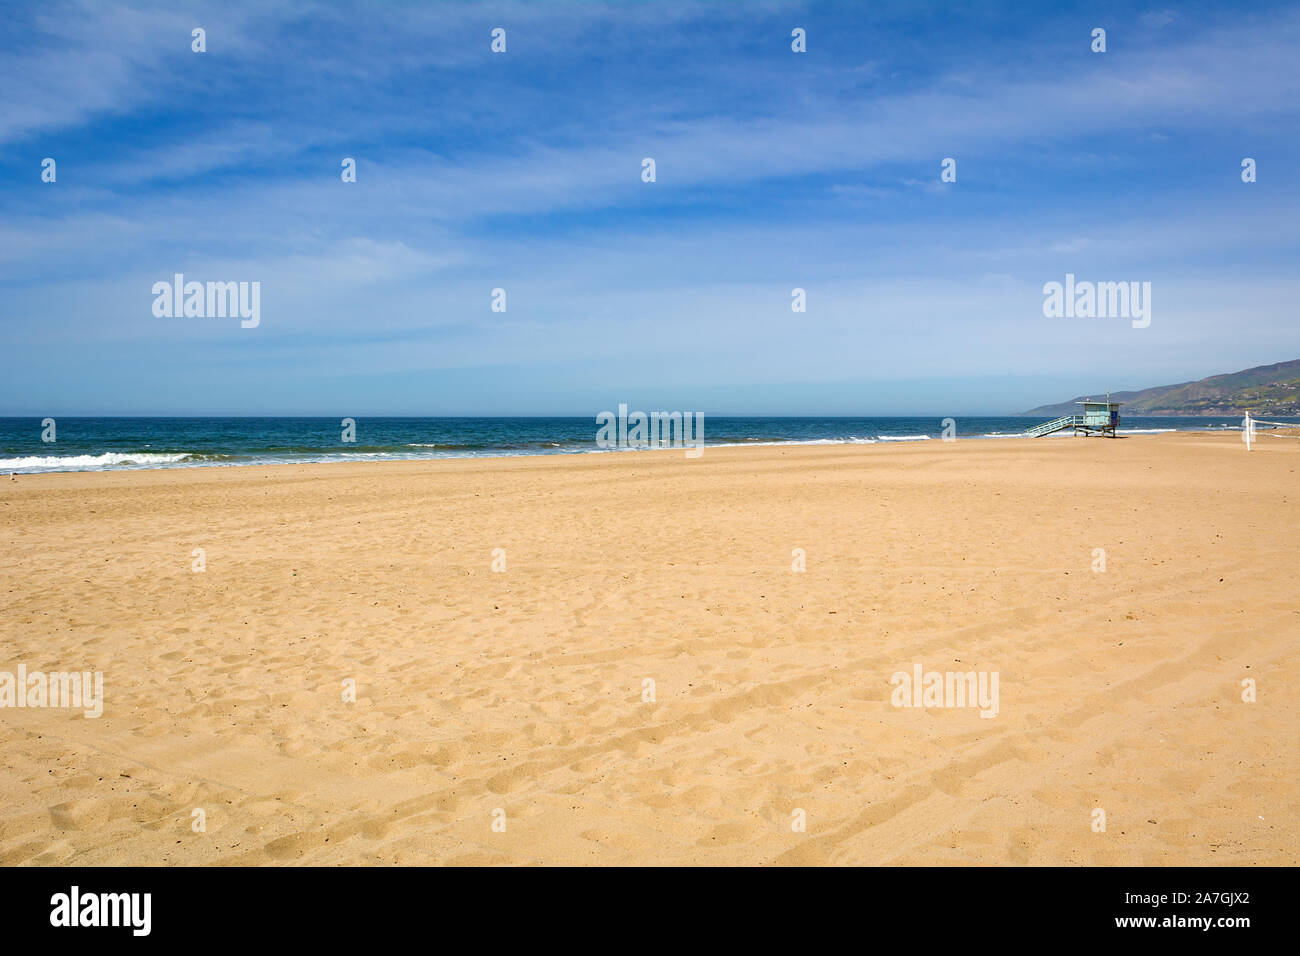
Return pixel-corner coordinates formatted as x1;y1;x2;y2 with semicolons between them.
1;0;1297;414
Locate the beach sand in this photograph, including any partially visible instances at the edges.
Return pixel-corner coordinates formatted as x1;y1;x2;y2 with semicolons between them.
1;433;1296;865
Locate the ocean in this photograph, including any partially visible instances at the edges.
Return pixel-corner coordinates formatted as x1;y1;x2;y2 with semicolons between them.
0;415;1289;474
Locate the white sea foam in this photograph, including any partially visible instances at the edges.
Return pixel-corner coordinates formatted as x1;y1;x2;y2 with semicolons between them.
0;453;194;472
876;434;931;442
710;437;877;449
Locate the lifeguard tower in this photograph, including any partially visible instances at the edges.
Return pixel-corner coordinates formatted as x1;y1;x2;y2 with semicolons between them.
1026;396;1123;438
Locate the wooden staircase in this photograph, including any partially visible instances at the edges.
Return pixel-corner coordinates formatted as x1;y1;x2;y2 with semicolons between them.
1025;415;1080;438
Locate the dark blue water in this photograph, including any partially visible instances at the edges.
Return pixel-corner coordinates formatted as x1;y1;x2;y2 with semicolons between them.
0;416;1289;473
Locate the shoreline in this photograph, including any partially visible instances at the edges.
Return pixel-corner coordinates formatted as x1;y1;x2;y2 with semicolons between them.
0;428;1255;479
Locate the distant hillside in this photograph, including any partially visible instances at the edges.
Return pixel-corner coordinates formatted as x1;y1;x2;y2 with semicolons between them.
1023;359;1300;417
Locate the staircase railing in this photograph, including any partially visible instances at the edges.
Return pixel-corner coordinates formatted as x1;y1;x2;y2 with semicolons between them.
1025;415;1079;438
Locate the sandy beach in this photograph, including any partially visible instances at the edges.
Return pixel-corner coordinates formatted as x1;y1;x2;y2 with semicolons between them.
0;432;1296;866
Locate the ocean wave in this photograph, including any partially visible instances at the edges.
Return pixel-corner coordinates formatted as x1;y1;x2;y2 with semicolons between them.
710;437;878;448
407;441;578;451
0;452;204;472
875;434;931;441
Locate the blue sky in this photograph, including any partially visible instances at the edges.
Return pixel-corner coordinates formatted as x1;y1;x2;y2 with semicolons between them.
1;0;1297;415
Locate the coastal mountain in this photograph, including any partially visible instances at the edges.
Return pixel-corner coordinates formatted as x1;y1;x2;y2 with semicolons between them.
1023;359;1300;417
